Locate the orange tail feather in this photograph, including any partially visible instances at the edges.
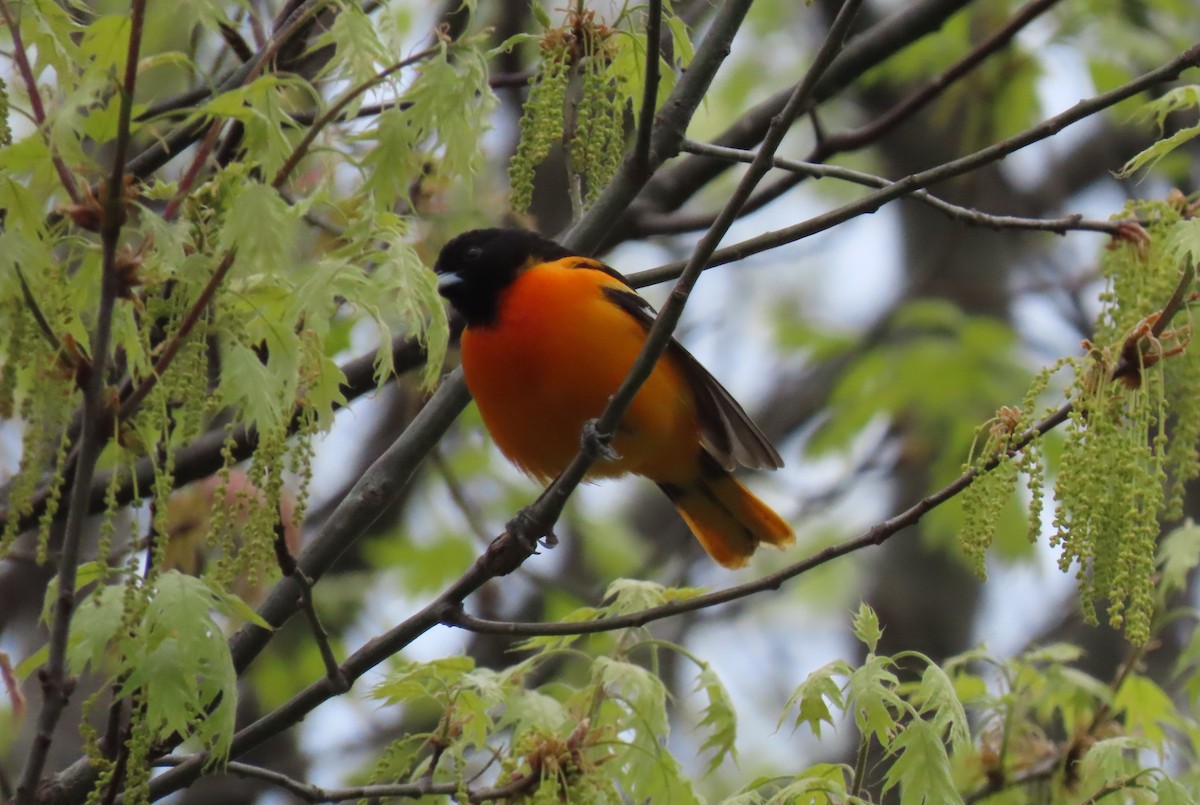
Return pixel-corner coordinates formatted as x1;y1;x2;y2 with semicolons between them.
659;472;794;569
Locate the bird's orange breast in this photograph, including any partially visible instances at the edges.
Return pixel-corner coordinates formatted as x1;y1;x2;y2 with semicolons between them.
460;261;700;483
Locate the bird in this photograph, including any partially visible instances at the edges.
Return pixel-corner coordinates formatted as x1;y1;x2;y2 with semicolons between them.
433;227;794;568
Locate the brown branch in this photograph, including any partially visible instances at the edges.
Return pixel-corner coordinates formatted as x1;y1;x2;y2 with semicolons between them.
817;0;1065;155
679;139;1132;237
151;756;539;803
13;1;148;800
631;0;663;175
629;41;1200;288
13;264;62;354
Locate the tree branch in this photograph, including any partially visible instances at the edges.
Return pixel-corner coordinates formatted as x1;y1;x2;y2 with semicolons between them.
13;1;147;799
630;0;1067;238
678;139;1132;236
629;41;1200;288
631;0;663;174
151;756;539;803
631;0;975;217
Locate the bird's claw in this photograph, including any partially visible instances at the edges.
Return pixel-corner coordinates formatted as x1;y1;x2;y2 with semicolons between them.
505;507;557;553
582;418;620;462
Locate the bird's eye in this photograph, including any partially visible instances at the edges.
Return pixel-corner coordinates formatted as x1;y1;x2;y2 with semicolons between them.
464;246;483;261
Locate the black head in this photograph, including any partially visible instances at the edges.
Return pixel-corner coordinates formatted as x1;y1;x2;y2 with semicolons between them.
434;228;574;327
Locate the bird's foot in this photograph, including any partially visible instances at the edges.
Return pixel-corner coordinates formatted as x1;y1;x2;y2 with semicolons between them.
581;418;620;462
504;507;557;553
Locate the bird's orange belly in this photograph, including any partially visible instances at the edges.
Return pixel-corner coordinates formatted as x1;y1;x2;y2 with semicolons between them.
460;270;698;483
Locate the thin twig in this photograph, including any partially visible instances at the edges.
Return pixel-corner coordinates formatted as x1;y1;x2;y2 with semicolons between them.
818;0;1065;155
13;264;62;354
272;44;441;189
631;0;975;220
631;0;663;174
680;139;1131;236
150;755;539;803
634;0;1065;239
13;2;148;800
630;40;1200;288
273;524;347;691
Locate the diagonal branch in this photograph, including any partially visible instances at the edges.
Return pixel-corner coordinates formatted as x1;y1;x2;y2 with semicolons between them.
629;40;1200;288
631;0;1069;238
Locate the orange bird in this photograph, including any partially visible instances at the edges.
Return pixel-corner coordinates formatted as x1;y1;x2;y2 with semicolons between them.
434;228;793;568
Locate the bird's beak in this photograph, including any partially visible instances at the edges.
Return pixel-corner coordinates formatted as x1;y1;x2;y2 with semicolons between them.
436;272;463;297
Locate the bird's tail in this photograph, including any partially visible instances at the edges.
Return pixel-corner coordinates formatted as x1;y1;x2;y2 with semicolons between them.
659;468;794;569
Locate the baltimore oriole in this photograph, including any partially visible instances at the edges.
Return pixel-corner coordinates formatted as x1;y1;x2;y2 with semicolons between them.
434;228;794;568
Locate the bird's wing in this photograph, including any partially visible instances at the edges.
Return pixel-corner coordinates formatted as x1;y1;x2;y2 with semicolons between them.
597;281;784;472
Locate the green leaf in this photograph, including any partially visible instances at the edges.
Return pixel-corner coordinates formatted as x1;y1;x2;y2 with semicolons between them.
882;719;962;805
79;15;131;77
371;656;475;704
1077;735;1149;785
1167;219;1200;268
66;583;126;674
1114;673;1179;751
1021;642;1084;665
694;663;737;774
1156;776;1198;805
782;659;851;738
852;603;883;654
217;183;297;273
109;572;243;760
910;662;970;753
220;342;284;430
1158;522;1200;596
1119;122;1200;177
665;14;694;67
847;655;906;745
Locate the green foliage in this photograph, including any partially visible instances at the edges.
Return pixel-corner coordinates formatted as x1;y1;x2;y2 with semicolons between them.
508;4;692;214
1118;86;1200;177
767;604;1200;804
1050;206;1199;644
65;570;260;773
953;203;1200;644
